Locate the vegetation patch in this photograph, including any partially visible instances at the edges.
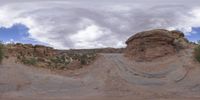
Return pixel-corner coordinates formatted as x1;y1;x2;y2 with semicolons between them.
21;57;37;65
47;53;97;70
0;42;4;64
17;52;97;70
194;41;200;62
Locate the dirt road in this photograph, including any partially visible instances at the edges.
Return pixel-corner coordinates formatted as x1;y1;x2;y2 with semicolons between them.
1;49;200;100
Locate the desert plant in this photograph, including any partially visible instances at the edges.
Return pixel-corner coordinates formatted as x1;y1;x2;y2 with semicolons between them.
79;53;96;65
80;54;88;65
194;41;200;62
0;42;4;64
21;57;37;65
49;56;69;69
16;49;97;70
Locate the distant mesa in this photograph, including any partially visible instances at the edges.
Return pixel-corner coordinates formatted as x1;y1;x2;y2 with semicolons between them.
125;29;189;61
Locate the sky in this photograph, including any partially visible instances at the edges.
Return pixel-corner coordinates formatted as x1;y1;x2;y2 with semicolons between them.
0;0;200;49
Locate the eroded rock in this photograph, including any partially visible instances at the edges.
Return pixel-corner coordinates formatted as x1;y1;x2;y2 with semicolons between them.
125;29;189;61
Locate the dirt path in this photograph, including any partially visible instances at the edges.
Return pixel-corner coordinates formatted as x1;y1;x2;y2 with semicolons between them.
1;49;200;100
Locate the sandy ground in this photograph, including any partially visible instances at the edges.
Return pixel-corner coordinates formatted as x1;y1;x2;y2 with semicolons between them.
0;48;200;100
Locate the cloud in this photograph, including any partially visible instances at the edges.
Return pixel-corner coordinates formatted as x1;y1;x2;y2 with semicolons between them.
4;38;17;44
0;0;200;49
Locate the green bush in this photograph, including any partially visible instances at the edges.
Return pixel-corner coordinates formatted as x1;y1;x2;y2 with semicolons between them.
80;54;87;65
21;57;37;65
79;53;96;65
49;56;70;70
0;42;4;64
194;41;200;62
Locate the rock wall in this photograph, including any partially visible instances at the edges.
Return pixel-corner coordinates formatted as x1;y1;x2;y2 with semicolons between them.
6;43;55;57
125;29;189;61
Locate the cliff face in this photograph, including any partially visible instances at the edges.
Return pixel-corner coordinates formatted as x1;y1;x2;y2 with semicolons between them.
6;43;55;57
125;29;189;61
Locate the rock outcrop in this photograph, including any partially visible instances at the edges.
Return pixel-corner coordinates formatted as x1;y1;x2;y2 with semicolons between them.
6;43;55;57
125;29;189;61
34;45;54;57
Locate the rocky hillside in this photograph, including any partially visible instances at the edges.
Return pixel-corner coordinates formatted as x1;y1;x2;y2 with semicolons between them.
5;43;97;70
125;29;189;61
4;43;124;70
6;43;55;57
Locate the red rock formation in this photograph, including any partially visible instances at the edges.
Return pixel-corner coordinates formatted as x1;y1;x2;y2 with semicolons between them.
34;45;54;57
125;29;188;61
6;43;54;57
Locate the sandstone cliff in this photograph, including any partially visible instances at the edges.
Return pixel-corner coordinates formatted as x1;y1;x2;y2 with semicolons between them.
125;29;189;61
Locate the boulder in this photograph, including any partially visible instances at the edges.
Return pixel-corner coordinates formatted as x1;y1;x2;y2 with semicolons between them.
125;29;188;61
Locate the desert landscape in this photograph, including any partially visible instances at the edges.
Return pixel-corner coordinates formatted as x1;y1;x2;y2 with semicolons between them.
0;29;200;100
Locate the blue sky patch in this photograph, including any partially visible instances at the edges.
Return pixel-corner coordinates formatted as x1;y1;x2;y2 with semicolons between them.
0;24;40;44
186;27;200;43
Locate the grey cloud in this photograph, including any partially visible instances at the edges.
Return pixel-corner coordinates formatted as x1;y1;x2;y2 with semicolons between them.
0;0;200;49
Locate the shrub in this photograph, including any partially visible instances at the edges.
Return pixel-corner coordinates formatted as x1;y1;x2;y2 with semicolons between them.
80;54;88;65
49;56;70;70
194;41;200;62
21;57;37;65
17;50;97;70
0;42;4;64
79;53;96;65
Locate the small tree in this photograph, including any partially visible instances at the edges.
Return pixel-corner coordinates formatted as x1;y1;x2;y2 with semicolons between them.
194;41;200;62
0;42;4;64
